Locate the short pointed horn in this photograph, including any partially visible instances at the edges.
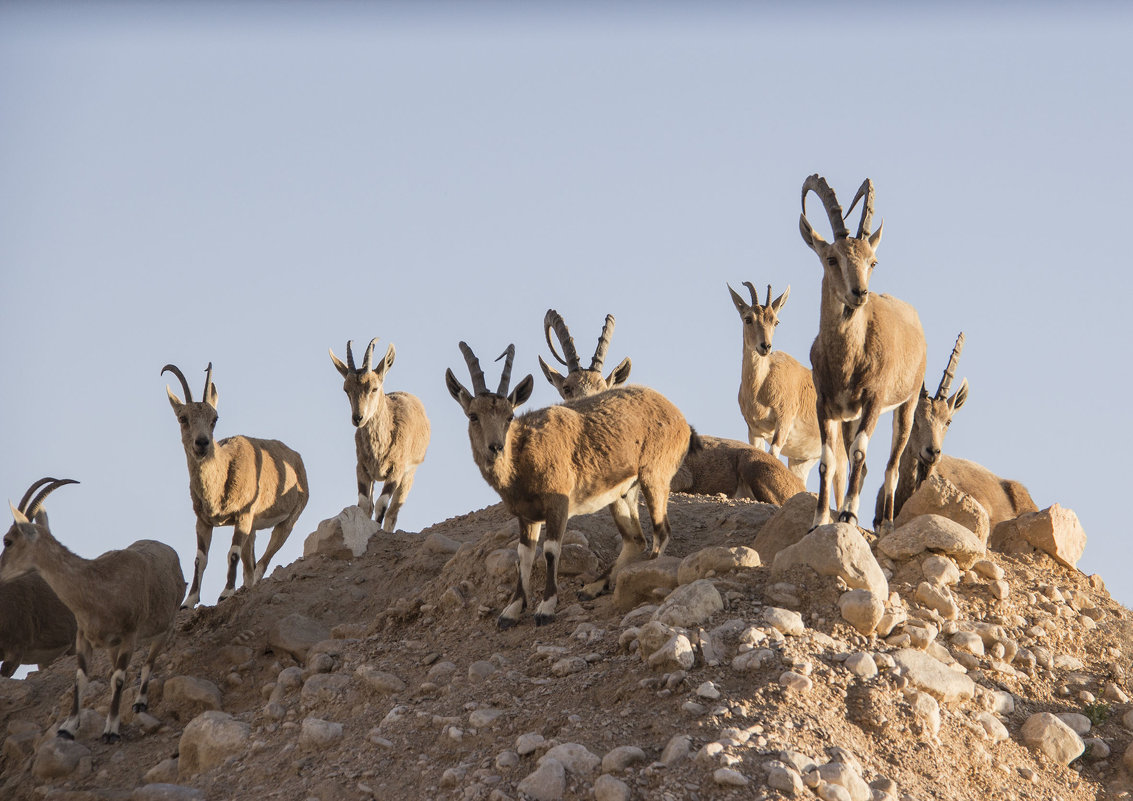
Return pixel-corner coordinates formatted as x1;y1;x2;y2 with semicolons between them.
844;178;876;238
741;281;760;308
363;338;378;372
24;478;78;520
801;174;849;240
345;340;356;372
543;309;580;370
203;362;215;400
590;314;615;372
458;342;488;395
936;332;965;399
17;477;56;515
765;284;772;308
161;364;193;403
495;344;516;395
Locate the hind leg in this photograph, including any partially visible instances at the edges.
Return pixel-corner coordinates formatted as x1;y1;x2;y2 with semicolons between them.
878;396;916;526
381;465;418;533
580;485;646;600
58;635;92;740
254;517;298;584
221;516;254;600
638;473;674;558
102;637;135;743
133;631;171;714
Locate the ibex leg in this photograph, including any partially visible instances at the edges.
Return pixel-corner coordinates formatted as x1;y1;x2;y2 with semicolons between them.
255;518;296;584
357;464;375;518
812;413;842;529
221;517;254;600
183;519;213;609
102;636;135;743
381;465;418;533
840;402;881;525
581;485;645;601
58;635;92;740
133;631;170;714
499;518;541;629
535;500;569;626
878;395;916;526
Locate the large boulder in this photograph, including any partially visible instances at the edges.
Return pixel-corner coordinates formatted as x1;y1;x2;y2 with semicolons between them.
162;676;223;722
892;648;975;703
988;505;1086;569
771;523;887;599
32;737;91;780
878;514;984;569
752;492;820;563
178;711;250;778
652;579;723;628
303;506;380;559
677;546;760;585
1021;712;1085;765
268;614;331;663
894;474;990;545
612;557;681;611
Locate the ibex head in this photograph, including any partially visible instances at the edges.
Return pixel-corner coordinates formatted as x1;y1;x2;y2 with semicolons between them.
446;342;534;466
163;363;220;461
911;333;969;470
2;477;77;579
538;309;632;400
799;175;883;315
728;282;790;357
329;338;396;427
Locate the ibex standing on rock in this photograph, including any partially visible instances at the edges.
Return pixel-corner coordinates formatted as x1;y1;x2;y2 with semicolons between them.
163;363;309;607
799;174;927;529
729;281;846;503
446;342;696;628
538;309;632;400
330;338;430;532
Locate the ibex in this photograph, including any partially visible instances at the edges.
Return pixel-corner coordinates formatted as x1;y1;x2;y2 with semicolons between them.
163;363;309;607
1;478;185;742
537;309;632;399
671;435;805;504
446;342;696;628
728;280;846;503
329;338;430;532
873;333;1037;527
799;174;927;529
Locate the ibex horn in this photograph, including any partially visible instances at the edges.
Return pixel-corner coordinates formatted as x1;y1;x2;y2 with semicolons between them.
590;315;615;372
363;338;378;372
543;309;580;370
24;478;78;520
203;362;215;400
458;342;487;395
741;281;760;308
801;174;849;240
496;344;516;395
16;477;56;515
161;364;193;404
844;178;876;239
345;340;356;372
766;284;773;307
936;332;965;400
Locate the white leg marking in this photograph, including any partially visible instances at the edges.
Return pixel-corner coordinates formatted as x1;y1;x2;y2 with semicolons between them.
536;596;558;618
500;598;524;622
846;431;870;518
542;540;561;561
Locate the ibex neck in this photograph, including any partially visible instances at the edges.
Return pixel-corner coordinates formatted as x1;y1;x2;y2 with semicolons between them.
740;344;770;385
25;533;87;614
819;277;868;350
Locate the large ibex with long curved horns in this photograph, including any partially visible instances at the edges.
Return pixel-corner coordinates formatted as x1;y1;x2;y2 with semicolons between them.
798;174;927;529
537;309;632;399
162;362;309;607
446;341;697;628
329;337;430;531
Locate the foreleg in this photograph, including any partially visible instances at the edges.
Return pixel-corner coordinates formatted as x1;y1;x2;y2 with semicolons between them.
498;519;541;629
57;635;92;740
221;515;255;600
581;485;645;600
839;402;881;525
812;413;841;529
534;501;569;626
357;463;375;518
183;518;214;609
380;465;417;533
878;396;917;526
102;637;136;743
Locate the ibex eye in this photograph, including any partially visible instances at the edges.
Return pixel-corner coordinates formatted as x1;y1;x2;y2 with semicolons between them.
827;257;837;267
469;414;478;423
3;538;10;548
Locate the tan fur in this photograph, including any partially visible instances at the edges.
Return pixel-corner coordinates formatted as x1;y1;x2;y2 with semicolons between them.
448;345;692;628
0;571;76;677
671;435;805;504
330;339;430;533
164;363;309;607
934;455;1037;528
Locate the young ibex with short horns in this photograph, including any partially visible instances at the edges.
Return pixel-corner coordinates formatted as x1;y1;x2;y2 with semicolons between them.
0;479;76;677
163;363;309;607
729;281;846;503
329;338;430;532
1;478;185;743
671;435;805;504
873;333;1037;527
538;309;632;400
446;342;696;628
799;175;927;529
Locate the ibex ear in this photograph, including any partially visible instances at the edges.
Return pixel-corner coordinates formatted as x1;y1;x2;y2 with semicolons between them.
445;369;473;413
509;374;534;409
771;285;791;313
867;220;883;250
33;509;49;528
329;349;349;378
949;379;969;412
9;501;28;526
920;382;929;400
538;357;565;393
205;383;219;410
799;214;826;251
606;357;632;388
727;284;749;315
374;344;396;380
166;386;184;411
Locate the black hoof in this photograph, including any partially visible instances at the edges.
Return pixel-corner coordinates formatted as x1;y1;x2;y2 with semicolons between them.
132;702;148;714
497;616;518;630
56;729;75;741
101;732;121;744
837;512;858;525
534;614;554;627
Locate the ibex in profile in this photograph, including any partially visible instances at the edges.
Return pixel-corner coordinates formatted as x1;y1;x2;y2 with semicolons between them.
538;309;632;400
329;338;430;532
163;363;309;607
874;334;1037;527
446;342;695;628
729;281;846;503
799;174;927;529
671;435;805;504
1;478;185;743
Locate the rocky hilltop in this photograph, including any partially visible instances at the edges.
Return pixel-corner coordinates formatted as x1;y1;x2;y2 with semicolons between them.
1;478;1130;801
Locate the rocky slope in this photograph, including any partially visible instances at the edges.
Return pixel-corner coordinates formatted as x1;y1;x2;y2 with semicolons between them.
1;485;1131;801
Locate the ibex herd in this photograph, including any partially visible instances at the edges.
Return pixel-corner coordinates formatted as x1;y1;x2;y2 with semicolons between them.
2;173;1040;743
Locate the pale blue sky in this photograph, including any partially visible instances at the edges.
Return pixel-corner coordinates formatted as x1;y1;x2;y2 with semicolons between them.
2;2;1130;608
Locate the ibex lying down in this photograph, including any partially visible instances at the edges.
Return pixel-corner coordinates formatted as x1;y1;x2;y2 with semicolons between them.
799;174;927;529
538;309;632;399
728;280;846;503
671;435;805;504
163;363;309;607
446;342;696;628
875;334;1037;527
330;338;430;532
1;478;185;743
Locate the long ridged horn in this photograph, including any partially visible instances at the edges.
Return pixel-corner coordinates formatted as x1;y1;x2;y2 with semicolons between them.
844;178;876;238
203;362;215;400
16;477;56;515
590;315;615;372
345;340;356;372
458;342;487;395
543;309;580;370
801;174;849;240
936;332;965;400
496;345;516;395
741;281;760;308
362;338;378;372
24;478;78;520
161;364;193;403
